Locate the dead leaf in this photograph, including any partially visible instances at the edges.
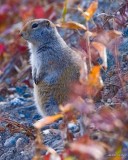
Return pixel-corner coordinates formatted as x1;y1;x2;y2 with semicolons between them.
93;30;122;47
79;61;88;84
56;21;87;31
70;142;105;160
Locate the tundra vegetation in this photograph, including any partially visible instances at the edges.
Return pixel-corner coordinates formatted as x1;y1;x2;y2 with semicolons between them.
0;0;128;160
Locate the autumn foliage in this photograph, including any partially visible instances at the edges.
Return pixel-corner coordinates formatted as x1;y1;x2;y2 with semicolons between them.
0;0;128;160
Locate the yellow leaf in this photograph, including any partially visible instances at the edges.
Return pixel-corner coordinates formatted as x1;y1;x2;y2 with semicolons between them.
56;21;87;31
110;145;122;160
91;41;107;69
64;156;75;160
33;114;63;129
87;65;103;88
82;0;98;21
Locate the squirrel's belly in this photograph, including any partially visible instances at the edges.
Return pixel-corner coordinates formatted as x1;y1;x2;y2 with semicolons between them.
33;83;47;116
33;82;68;116
33;65;80;116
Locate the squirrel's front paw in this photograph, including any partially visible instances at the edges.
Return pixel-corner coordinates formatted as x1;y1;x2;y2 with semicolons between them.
33;72;46;85
34;77;40;85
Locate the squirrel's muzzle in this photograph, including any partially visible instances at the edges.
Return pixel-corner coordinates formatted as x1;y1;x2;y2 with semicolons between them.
20;32;23;37
20;31;28;40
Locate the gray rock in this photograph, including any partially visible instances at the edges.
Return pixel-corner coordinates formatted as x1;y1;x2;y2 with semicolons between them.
0;147;16;160
4;133;23;147
68;122;80;133
0;136;3;148
16;138;28;152
43;130;64;153
0;146;3;156
19;114;25;118
10;97;25;106
123;141;128;148
4;137;17;148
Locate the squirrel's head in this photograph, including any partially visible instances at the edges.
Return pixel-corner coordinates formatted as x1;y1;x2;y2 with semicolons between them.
20;19;57;44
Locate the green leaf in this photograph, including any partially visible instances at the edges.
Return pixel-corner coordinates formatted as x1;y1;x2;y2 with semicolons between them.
62;0;68;22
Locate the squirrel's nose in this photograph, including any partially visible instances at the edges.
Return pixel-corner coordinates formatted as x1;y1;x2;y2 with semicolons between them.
20;32;23;37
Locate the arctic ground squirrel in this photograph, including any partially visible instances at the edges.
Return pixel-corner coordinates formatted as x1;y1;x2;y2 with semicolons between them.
20;19;86;117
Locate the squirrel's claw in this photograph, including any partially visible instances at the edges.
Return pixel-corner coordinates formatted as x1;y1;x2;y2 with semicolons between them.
34;77;40;85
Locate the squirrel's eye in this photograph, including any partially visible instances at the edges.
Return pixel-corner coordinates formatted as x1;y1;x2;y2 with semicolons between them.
32;23;38;29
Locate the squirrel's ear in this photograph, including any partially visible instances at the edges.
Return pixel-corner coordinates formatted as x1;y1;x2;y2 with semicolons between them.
43;20;50;27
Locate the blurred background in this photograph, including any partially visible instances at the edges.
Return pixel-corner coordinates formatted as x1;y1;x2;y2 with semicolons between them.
0;0;125;87
0;1;128;160
0;0;63;87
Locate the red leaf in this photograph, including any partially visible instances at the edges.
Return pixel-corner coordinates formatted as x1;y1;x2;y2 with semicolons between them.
79;38;88;52
34;5;45;18
20;6;33;21
17;45;27;54
0;43;5;56
45;5;56;20
43;154;51;160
